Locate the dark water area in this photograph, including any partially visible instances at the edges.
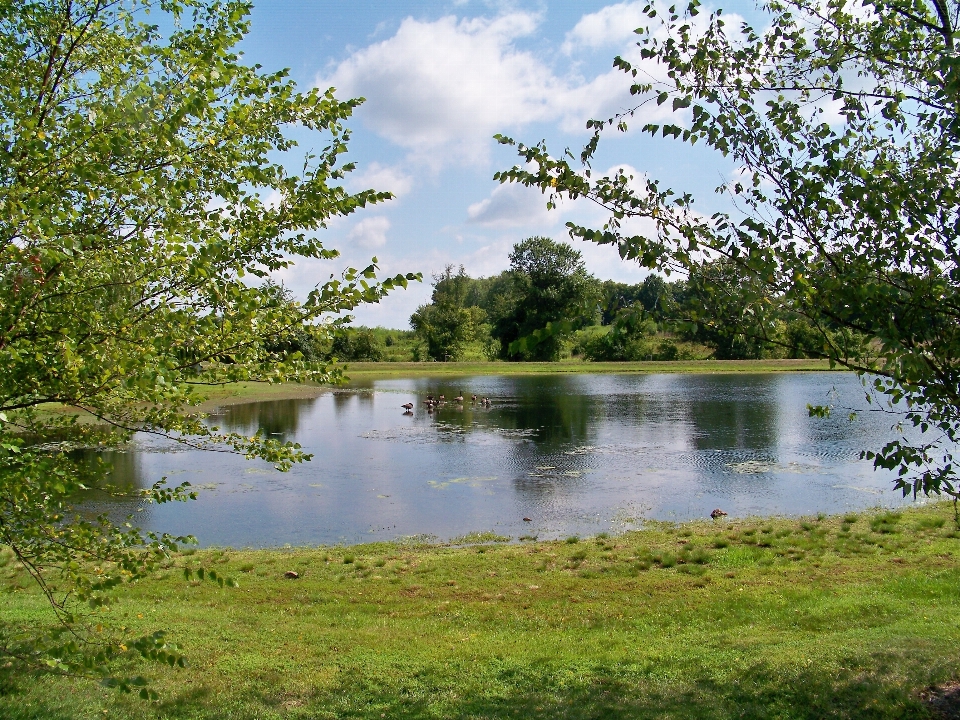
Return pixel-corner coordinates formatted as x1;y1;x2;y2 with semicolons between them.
78;373;926;547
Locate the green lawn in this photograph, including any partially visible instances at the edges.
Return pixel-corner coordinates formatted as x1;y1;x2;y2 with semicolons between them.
2;504;958;719
340;358;838;377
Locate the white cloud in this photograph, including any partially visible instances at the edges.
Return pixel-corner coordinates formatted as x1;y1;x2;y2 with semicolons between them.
318;13;559;166
347;216;391;249
347;162;414;199
317;12;638;167
467;182;554;227
467;163;647;228
601;162;648;195
562;2;647;53
315;5;736;168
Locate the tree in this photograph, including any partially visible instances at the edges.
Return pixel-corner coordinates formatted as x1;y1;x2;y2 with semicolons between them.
599;280;641;324
330;327;386;362
490;237;600;361
681;258;780;360
410;265;487;361
636;274;673;315
496;0;960;509
0;0;417;690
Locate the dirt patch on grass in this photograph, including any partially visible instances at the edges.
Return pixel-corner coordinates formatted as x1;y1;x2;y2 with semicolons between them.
923;681;960;719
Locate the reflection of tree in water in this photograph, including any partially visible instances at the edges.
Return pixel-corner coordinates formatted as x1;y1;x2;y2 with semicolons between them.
427;376;599;449
331;389;377;416
68;448;151;525
682;377;778;451
331;390;353;415
216;398;316;438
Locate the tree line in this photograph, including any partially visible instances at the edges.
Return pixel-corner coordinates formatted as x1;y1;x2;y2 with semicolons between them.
401;236;864;363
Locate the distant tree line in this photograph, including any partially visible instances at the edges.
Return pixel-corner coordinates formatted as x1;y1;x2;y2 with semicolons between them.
406;238;865;362
267;236;868;364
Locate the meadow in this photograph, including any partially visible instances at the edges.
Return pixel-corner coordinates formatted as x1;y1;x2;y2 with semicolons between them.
2;503;958;719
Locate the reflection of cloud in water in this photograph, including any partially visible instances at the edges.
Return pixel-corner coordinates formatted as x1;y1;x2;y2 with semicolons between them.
832;484;886;495
361;426;446;443
527;469;584;478
727;460;819;474
492;428;537;440
361;423;536;445
428;476;498;490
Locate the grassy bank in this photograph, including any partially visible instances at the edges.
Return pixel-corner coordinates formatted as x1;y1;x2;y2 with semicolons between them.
341;358;836;377
3;503;958;719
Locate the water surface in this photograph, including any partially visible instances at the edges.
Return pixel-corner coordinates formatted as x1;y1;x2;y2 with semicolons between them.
82;372;922;547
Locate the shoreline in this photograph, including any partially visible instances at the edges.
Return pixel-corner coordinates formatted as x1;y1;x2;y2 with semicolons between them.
196;358;841;407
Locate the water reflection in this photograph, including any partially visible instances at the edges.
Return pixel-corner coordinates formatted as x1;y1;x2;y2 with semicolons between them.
213;398;317;438
75;373;929;547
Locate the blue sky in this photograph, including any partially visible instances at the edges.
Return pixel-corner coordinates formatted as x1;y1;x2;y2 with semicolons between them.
235;1;759;328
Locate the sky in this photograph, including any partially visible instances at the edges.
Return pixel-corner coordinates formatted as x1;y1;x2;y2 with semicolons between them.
234;0;762;328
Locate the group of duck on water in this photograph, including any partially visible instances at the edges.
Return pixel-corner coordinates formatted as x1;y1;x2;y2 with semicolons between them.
401;392;492;414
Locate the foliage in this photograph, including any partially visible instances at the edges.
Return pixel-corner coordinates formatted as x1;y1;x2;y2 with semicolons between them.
599;280;644;325
679;258;781;360
495;0;960;502
329;327;386;362
0;0;417;688
488;237;601;360
410;265;488;361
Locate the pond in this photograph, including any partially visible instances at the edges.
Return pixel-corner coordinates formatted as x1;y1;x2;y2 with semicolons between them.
80;372;924;547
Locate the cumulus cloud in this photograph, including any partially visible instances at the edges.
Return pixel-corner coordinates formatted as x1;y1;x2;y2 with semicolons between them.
315;4;747;170
466;182;554;227
601;163;648;195
318;13;563;165
562;2;648;53
347;162;414;199
317;12;640;167
348;216;391;249
467;163;647;229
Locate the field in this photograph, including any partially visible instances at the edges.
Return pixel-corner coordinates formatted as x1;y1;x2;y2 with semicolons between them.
340;358;836;377
2;503;958;719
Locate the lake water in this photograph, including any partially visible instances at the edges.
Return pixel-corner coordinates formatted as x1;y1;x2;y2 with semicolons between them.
80;372;923;547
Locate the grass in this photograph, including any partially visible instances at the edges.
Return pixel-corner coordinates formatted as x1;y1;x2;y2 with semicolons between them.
1;503;958;719
341;358;837;378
